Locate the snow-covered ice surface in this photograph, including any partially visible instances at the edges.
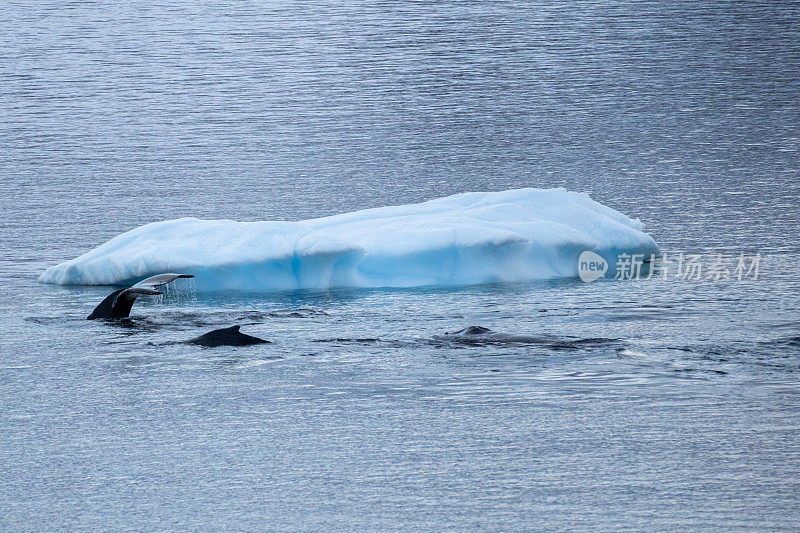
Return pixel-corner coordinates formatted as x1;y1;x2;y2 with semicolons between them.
39;188;659;291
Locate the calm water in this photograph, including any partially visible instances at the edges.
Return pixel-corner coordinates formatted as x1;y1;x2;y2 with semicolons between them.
2;1;800;530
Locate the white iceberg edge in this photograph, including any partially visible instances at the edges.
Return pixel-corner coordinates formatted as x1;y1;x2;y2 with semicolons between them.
39;188;660;292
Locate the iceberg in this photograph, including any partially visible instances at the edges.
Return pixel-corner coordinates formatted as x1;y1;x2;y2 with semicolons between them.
39;188;659;291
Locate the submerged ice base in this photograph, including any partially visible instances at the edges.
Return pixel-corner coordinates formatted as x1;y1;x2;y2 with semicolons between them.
39;188;659;292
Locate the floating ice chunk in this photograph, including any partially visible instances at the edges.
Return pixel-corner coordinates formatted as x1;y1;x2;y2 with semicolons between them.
39;188;659;291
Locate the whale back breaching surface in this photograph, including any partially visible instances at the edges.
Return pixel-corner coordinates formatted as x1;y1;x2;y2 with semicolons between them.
185;325;269;347
435;326;548;346
87;273;193;320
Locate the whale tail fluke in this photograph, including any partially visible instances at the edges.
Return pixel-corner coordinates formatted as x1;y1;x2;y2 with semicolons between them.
87;273;194;320
133;273;194;290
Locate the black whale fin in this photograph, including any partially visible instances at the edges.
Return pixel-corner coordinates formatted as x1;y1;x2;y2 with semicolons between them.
186;325;270;347
87;273;193;320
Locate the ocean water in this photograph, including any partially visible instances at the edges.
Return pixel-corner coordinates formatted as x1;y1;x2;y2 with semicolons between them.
2;1;800;530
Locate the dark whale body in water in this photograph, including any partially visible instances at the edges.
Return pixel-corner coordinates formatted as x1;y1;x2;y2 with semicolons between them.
433;326;619;350
87;273;194;320
186;325;269;347
435;326;548;346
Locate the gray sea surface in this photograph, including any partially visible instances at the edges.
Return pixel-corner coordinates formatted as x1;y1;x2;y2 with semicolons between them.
1;1;799;530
